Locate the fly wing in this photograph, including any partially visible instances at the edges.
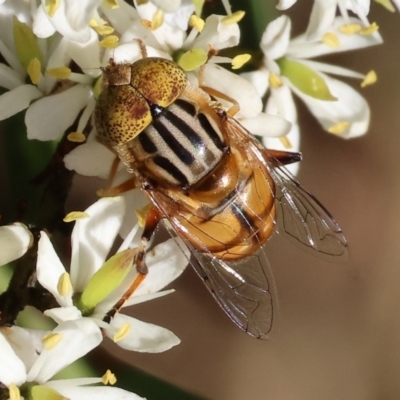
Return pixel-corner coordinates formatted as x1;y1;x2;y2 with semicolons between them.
225;116;348;261
161;222;278;339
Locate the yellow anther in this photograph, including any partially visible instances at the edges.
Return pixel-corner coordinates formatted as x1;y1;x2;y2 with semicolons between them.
113;322;131;342
102;369;117;385
269;72;283;88
189;15;205;32
151;9;164;30
361;70;377;87
221;10;245;25
374;0;396;12
328;121;350;134
89;18;99;27
63;211;90;222
279;136;292;149
27;58;41;84
231;54;251;70
9;384;20;400
46;66;71;80
322;32;340;48
67;132;86;143
42;333;63;350
94;25;115;35
57;272;73;297
135;204;152;228
99;35;119;48
360;22;379;35
339;23;362;35
103;0;119;9
45;0;60;17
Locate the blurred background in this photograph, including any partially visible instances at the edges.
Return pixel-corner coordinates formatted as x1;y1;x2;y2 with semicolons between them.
2;1;400;399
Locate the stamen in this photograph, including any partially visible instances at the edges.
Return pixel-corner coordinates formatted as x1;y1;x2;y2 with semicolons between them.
135;204;152;228
57;272;73;296
113;322;131;342
102;369;117;385
99;35;119;48
360;22;379;35
9;384;20;400
63;211;90;222
361;70;377;87
45;0;60;17
94;25;115;35
27;58;41;84
46;66;71;80
269;72;283;88
339;23;362;35
42;333;63;350
222;10;245;25
67;132;86;143
189;15;205;32
328;121;350;134
279;136;292;149
232;54;251;70
322;32;340;48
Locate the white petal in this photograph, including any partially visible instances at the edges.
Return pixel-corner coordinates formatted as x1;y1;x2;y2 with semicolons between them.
25;84;91;140
44;306;82;324
0;224;32;266
0;85;42;120
276;0;297;9
45;383;145;399
292;73;370;138
240;113;291;138
240;68;269;98
192;14;240;51
260;15;291;61
40;0;102;43
64;131;117;179
0;326;38;372
289;17;383;59
70;197;126;291
305;0;337;40
202;63;262;118
37;232;73;307
33;4;56;38
0;331;27;386
27;319;102;384
0;63;24;90
108;313;180;353
132;238;189;297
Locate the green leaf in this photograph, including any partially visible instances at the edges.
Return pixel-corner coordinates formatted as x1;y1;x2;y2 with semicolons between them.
277;58;337;101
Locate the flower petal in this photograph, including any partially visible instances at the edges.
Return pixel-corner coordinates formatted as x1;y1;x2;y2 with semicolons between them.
0;331;27;386
107;313;180;353
25;84;91;140
304;0;337;40
70;197;126;291
240;113;291;138
0;63;25;90
276;0;297;10
0;84;42;120
260;15;291;61
0;224;32;266
291;73;370;138
44;306;82;324
33;4;56;39
37;232;73;307
27;319;102;384
202;63;263;118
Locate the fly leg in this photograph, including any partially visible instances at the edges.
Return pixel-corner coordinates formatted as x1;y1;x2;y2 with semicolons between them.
105;206;162;320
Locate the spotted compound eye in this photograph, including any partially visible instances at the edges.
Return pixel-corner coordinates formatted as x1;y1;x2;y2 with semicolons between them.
129;58;187;107
95;58;187;147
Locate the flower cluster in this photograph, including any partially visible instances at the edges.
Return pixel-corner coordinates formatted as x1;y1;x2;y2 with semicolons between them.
0;0;394;398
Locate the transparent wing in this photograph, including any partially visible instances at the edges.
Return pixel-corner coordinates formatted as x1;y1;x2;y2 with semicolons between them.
226;116;348;261
267;159;348;260
161;222;278;339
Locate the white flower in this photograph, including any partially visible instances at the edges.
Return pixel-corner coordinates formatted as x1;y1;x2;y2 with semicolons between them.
36;196;189;353
0;223;32;266
0;325;144;399
244;15;382;145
